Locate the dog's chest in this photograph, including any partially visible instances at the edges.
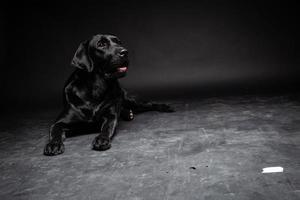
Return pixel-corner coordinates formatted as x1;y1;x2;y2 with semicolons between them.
90;76;122;100
91;78;106;99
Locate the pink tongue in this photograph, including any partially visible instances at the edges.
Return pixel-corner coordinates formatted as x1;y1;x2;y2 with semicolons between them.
118;67;127;72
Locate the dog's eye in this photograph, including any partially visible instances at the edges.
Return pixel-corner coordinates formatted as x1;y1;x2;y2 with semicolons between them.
97;41;107;48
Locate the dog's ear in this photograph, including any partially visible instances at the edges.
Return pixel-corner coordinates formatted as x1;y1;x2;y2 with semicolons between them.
71;40;94;72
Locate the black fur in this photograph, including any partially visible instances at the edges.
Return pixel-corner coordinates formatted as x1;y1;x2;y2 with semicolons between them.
44;34;174;156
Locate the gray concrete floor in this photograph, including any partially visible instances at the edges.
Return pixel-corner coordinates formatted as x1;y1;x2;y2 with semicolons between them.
1;95;300;200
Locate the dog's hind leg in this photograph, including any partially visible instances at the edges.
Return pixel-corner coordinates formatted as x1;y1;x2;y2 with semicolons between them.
123;95;175;114
120;107;134;121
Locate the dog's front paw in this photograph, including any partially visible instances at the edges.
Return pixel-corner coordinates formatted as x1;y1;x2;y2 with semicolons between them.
44;140;65;156
92;136;111;151
155;104;175;112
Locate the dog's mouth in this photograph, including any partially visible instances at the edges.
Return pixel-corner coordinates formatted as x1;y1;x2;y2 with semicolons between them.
104;62;129;79
114;60;129;74
116;66;128;73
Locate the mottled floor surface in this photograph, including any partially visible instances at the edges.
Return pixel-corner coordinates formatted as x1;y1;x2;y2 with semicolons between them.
1;96;300;200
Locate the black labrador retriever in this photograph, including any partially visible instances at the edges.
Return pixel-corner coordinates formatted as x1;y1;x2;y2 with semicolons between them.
44;34;174;156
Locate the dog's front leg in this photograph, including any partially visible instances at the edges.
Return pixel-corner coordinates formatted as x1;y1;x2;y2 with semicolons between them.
92;106;118;151
44;122;66;156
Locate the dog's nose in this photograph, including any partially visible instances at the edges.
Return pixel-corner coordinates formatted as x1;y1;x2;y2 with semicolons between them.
119;49;128;57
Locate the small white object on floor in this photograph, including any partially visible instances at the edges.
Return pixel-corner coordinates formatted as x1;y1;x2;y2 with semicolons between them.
262;166;284;173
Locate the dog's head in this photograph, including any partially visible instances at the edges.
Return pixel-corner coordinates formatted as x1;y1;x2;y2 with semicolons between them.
71;34;129;79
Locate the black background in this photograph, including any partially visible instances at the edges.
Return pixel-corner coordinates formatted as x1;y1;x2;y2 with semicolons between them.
2;0;300;110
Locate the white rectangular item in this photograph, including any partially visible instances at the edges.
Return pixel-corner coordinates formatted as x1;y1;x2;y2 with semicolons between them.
262;166;284;173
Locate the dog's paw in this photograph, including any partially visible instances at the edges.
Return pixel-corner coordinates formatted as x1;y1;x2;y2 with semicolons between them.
121;109;134;121
92;136;111;151
44;140;65;156
155;104;175;113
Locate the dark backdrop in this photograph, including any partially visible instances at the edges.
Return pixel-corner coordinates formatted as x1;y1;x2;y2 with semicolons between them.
2;0;300;109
